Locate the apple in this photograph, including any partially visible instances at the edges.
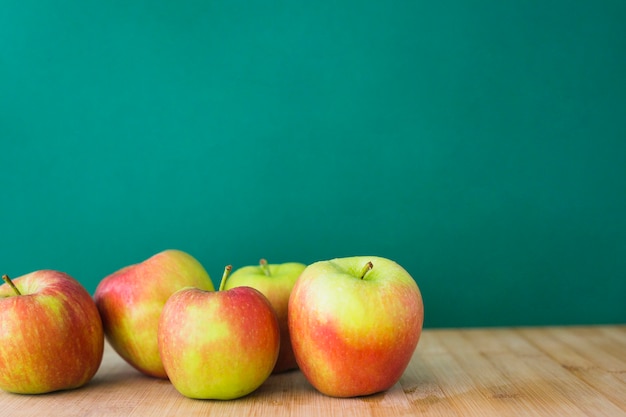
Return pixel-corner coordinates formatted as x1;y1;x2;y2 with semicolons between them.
0;271;104;394
94;249;214;378
223;259;305;373
158;265;280;400
288;256;424;398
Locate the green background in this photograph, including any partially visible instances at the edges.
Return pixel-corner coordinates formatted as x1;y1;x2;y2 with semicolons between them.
2;1;625;328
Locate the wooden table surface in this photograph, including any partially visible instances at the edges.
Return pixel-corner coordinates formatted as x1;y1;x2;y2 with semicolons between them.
2;325;625;416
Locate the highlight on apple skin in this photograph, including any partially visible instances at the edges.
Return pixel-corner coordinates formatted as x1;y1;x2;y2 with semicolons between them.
288;256;424;398
0;271;104;394
94;249;214;378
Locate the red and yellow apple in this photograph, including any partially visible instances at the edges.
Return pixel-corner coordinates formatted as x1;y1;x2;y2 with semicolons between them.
0;271;104;394
223;259;305;373
288;256;424;397
94;249;214;378
158;266;280;400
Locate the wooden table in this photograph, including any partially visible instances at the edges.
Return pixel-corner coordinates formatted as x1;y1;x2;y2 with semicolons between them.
2;325;625;416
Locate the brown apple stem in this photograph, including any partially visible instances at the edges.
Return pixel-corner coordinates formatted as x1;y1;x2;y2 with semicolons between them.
218;265;233;291
259;258;271;276
360;262;374;279
2;274;22;296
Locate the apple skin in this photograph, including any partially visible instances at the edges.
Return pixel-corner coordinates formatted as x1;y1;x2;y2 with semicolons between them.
0;271;104;394
94;249;214;378
158;285;280;400
288;256;424;398
223;260;305;373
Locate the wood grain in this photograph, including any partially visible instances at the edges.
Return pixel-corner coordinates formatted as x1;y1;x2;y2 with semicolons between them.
1;325;625;416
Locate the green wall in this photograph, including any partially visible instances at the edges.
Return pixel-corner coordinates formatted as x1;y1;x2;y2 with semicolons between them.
3;1;625;328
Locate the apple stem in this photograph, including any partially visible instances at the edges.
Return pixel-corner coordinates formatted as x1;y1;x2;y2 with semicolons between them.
360;262;374;279
218;265;233;291
2;274;22;296
259;259;271;276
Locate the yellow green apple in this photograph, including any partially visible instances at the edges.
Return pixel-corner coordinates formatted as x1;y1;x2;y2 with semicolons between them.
94;249;214;378
0;271;104;394
288;256;424;397
158;265;280;400
223;259;305;373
